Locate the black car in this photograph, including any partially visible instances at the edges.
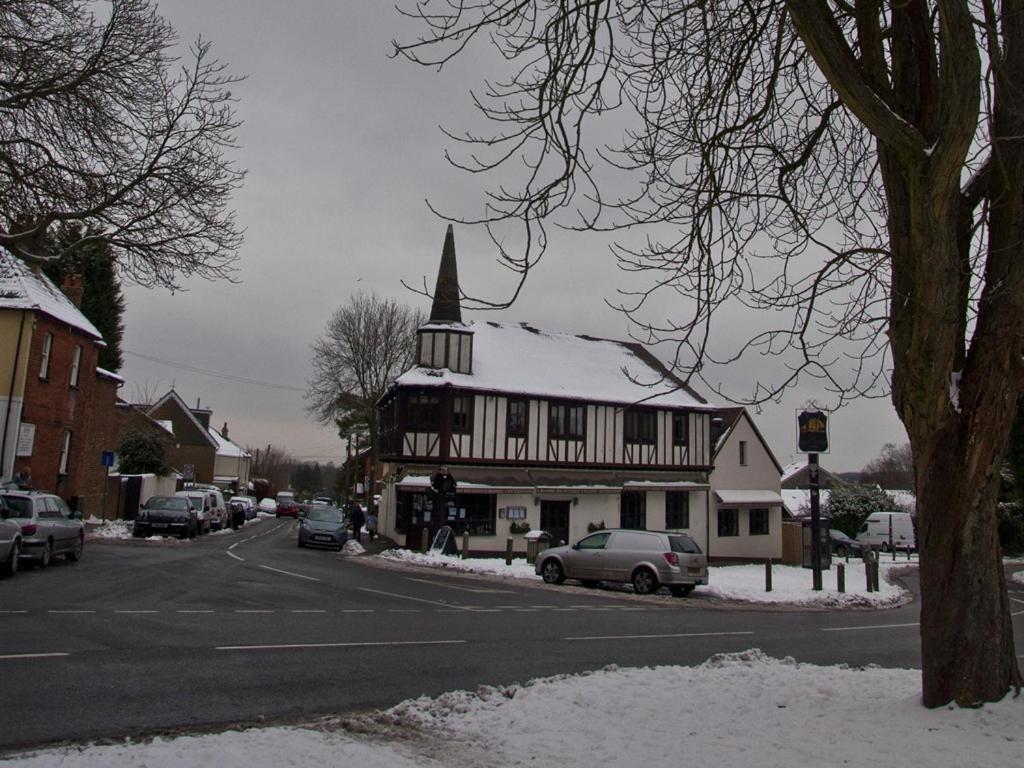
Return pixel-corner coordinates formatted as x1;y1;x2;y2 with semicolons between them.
134;496;198;539
829;528;864;558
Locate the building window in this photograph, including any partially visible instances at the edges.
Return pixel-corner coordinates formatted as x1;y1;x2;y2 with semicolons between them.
450;493;496;536
58;430;72;475
749;508;770;536
623;409;657;445
507;399;529;438
672;411;688;447
620;491;647;530
69;344;82;387
718;508;739;537
739;440;748;466
549;402;585;439
406;393;440;431
452;395;473;434
39;333;53;379
665;491;690;529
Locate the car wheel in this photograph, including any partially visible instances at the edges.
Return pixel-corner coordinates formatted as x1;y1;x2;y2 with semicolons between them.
540;559;565;585
1;540;18;576
632;567;658;595
297;539;305;548
880;541;890;553
65;536;84;562
580;579;600;588
38;541;52;569
669;584;694;598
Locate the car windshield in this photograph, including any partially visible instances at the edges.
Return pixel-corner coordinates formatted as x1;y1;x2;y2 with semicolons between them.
669;535;702;554
3;496;31;518
147;497;189;511
307;508;343;523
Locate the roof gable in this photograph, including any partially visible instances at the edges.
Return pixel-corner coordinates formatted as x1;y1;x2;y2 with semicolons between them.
147;390;218;448
712;407;784;474
0;252;104;341
395;321;711;410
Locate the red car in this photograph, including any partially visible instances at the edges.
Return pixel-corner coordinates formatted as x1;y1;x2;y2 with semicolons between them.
275;492;301;518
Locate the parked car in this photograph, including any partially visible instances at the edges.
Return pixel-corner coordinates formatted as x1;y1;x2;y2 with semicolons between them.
228;498;248;529
275;491;301;518
297;506;348;550
176;487;227;531
175;490;212;534
0;491;84;567
536;528;708;597
257;498;277;515
0;496;22;576
856;511;916;552
234;496;258;520
828;528;864;558
134;496;198;539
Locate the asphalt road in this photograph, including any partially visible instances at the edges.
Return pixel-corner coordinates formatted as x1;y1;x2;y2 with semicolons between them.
1;520;1022;753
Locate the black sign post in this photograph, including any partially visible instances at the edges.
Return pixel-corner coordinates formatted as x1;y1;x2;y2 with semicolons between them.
431;469;457;533
798;410;829;592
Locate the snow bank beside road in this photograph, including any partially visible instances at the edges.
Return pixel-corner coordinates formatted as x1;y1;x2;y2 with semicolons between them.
8;651;1020;768
377;549;911;607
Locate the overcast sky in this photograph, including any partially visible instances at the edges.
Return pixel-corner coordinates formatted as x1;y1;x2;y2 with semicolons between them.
118;1;909;471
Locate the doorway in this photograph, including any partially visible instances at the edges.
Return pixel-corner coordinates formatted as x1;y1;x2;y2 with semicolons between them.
540;500;571;546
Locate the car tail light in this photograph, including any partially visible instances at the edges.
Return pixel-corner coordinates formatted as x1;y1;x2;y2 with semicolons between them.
663;552;679;566
20;523;37;535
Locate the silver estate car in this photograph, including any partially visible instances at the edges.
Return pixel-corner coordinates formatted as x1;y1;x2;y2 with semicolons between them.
536;528;708;597
0;497;21;576
0;491;84;567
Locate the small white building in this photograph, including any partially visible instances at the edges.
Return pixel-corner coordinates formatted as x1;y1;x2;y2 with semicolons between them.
376;226;783;560
210;422;251;495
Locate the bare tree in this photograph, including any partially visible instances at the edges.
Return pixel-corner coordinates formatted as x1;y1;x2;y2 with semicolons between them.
0;0;245;288
306;292;424;466
395;1;1024;706
863;443;915;490
247;443;294;492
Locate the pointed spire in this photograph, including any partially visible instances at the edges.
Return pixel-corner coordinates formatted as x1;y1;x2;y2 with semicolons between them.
429;224;463;324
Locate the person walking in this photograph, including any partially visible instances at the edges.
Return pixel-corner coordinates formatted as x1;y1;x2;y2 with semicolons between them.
366;510;378;541
349;504;365;544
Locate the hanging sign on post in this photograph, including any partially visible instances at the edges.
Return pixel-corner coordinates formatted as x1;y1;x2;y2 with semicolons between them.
797;409;829;454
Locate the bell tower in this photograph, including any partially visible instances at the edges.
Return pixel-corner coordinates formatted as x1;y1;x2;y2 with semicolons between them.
417;225;474;373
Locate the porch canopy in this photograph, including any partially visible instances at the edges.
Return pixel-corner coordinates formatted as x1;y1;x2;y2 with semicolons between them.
396;467;709;495
714;490;784;506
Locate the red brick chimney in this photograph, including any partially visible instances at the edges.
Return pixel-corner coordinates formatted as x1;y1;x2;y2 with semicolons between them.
222;422;229;439
61;274;83;308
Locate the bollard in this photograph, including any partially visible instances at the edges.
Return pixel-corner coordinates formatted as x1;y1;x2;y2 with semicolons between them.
892;546;897;563
873;559;881;592
461;531;470;560
865;552;874;593
765;559;772;592
422;526;430;554
505;537;514;566
837;563;845;593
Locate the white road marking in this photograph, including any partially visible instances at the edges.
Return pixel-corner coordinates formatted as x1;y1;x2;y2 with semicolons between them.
0;610;28;614
821;622;920;632
0;652;70;660
566;631;755;641
228;543;239;550
258;564;319;582
403;577;514;594
216;639;467;652
225;550;245;562
358;586;478;611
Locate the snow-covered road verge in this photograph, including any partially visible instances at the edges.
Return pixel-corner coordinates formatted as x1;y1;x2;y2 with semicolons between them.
377;549;912;607
6;650;1020;768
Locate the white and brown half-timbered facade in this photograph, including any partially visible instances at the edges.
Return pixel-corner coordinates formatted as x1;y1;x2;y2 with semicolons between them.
377;226;723;554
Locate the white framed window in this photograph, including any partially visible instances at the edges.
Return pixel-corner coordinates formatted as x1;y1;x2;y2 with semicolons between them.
39;332;53;379
70;344;82;387
59;430;72;475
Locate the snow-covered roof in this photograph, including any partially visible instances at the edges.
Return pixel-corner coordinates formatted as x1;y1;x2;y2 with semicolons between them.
0;252;104;341
715;490;784;506
209;427;250;459
96;367;124;383
781;462;805;481
396;321;711;410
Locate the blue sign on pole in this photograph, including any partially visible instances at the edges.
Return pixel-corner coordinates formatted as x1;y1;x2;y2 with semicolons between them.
101;451;115;467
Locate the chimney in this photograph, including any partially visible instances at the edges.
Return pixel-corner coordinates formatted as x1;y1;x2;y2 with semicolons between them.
61;274;83;308
222;422;229;439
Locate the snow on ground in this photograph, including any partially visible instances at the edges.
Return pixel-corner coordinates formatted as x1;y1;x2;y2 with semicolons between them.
6;650;1021;768
341;539;366;555
209;517;265;536
1012;570;1024;586
83;520;134;541
378;549;912;607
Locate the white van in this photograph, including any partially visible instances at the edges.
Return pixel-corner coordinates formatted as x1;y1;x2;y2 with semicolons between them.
856;511;916;552
175;487;227;532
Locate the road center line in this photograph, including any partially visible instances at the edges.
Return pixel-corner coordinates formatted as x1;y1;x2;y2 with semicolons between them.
225;550;245;562
0;652;70;660
566;631;755;641
258;564;319;582
358;586;477;611
216;639;466;652
821;622;920;632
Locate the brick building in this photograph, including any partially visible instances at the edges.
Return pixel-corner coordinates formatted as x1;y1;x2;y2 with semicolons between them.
144;390;218;484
